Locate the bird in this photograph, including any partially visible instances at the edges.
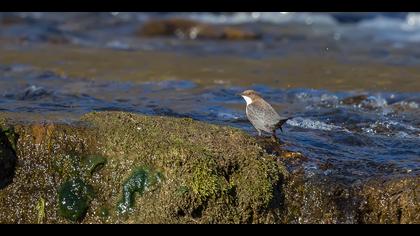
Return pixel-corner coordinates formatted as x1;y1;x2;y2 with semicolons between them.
239;90;290;141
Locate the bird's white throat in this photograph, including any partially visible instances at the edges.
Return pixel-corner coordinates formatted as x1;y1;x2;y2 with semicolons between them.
242;95;253;105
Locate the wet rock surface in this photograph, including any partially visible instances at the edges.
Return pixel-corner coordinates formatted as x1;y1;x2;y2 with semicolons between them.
138;18;260;40
0;111;418;224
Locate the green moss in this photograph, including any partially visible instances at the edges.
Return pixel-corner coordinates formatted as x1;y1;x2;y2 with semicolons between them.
190;159;221;201
117;167;163;214
58;178;95;222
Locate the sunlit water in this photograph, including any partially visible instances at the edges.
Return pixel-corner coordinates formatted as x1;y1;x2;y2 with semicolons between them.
0;12;419;183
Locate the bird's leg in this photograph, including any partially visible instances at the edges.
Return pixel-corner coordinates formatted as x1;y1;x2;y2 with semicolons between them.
271;130;278;143
258;129;262;136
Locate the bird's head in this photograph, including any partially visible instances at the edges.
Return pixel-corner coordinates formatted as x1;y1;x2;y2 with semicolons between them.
239;90;262;105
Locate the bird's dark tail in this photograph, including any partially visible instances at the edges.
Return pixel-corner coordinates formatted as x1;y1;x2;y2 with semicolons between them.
275;117;292;132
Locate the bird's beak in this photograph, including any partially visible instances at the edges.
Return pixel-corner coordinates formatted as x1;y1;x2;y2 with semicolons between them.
236;92;243;96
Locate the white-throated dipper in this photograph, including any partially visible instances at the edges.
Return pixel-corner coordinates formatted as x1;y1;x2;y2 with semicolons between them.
239;90;289;141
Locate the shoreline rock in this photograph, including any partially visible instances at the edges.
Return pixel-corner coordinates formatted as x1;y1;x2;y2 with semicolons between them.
0;111;418;223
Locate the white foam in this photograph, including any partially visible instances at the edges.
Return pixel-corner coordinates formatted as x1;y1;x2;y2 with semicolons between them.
106;40;130;50
286;117;342;131
217;112;240;120
362;120;420;138
392;101;419;110
362;95;388;108
166;12;337;26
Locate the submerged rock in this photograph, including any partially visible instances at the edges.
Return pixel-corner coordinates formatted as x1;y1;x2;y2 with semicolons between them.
340;95;369;106
138;18;260;40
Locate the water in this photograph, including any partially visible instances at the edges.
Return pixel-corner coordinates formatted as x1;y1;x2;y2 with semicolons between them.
0;12;419;183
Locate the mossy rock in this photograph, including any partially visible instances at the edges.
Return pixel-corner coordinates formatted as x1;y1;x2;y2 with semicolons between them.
0;111;287;223
80;112;287;223
0;111;417;224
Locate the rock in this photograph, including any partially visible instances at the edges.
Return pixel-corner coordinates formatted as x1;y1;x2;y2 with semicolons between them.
279;170;419;223
340;95;369;106
0;121;98;223
81;155;107;176
359;177;420;224
0;111;286;223
138;18;260;40
340;95;388;111
222;27;259;40
255;137;306;160
0;111;418;224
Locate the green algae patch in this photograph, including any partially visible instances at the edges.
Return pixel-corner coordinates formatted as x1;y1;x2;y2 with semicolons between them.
53;154;106;222
117;167;163;214
58;178;95;222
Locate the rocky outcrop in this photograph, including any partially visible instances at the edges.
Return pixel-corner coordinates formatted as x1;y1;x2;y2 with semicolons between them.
0;112;418;224
0;112;286;223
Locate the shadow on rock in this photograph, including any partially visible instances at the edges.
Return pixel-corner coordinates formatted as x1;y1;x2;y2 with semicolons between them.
0;127;17;189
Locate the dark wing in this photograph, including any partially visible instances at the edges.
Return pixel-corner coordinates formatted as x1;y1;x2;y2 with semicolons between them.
275;117;290;132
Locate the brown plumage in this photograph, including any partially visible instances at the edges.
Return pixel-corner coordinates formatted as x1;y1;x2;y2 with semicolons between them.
240;90;289;140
